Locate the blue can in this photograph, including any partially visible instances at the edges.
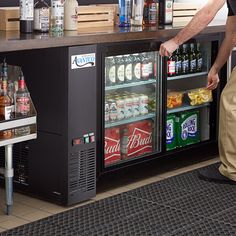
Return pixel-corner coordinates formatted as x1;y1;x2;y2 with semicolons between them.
119;0;132;27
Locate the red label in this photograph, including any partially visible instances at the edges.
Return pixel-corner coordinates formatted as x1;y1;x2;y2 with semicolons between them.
104;128;121;165
122;120;153;158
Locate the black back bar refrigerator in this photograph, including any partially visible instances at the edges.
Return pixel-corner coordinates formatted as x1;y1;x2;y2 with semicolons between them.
0;46;98;206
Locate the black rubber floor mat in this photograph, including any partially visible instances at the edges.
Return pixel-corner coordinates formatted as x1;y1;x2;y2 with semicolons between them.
1;162;236;236
125;181;192;204
170;218;236;236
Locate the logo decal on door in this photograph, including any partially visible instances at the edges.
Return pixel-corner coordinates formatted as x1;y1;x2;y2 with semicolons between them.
71;53;96;69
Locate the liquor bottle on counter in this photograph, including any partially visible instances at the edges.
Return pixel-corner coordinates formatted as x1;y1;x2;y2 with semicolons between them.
175;47;182;76
0;60;13;139
64;0;78;31
167;52;176;77
15;71;31;137
189;43;197;73
159;0;173;25
196;43;203;72
131;0;144;26
143;0;157;27
119;0;132;27
20;0;34;33
50;0;64;32
34;0;50;33
181;44;189;74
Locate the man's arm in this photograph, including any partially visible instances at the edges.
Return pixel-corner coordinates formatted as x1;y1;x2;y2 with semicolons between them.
159;0;226;57
207;15;236;90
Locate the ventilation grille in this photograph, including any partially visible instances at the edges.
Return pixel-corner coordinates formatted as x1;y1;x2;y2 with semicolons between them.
69;148;95;195
0;142;29;186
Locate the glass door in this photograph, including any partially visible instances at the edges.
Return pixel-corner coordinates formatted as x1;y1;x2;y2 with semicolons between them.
165;41;215;151
103;49;162;167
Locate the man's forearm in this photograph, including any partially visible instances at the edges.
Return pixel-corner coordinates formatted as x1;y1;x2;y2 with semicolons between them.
211;16;236;74
173;0;226;45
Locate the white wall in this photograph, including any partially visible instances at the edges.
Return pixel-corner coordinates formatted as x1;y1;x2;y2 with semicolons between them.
175;0;228;22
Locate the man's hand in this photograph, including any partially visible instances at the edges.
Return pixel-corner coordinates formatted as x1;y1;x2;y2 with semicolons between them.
207;69;220;90
159;39;179;57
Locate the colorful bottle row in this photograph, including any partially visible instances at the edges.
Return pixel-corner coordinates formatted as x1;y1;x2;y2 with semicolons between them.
20;0;78;33
167;43;203;77
0;59;31;139
105;52;157;86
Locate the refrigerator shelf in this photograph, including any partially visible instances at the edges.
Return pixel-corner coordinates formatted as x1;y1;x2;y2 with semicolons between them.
167;71;208;81
105;113;156;128
0;133;37;147
167;102;211;114
105;79;156;91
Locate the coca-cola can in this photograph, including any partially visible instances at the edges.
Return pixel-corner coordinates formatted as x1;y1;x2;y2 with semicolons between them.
108;99;118;121
139;94;149;115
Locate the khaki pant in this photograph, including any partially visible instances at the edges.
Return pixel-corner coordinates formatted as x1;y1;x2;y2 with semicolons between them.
219;67;236;181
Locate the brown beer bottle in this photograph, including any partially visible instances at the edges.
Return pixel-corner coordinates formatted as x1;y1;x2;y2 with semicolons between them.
143;0;157;26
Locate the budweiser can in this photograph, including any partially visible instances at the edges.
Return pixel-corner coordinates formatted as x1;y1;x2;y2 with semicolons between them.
139;94;149;115
116;98;125;120
131;95;140;117
124;96;133;119
108;99;118;121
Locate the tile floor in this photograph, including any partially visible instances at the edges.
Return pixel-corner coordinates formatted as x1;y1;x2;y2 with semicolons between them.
0;157;219;233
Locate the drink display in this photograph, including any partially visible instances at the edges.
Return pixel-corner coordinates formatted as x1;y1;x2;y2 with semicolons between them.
106;52;156;88
0;59;33;140
20;0;34;33
104;50;160;166
50;0;64;32
167;43;204;77
34;0;50;32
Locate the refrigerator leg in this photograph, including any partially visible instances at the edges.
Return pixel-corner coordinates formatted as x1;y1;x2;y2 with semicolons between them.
4;144;14;215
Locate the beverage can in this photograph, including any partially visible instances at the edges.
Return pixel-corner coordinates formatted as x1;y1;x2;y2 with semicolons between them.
124;54;133;83
131;95;140;117
108;99;118;121
116;98;125;120
105;100;110;122
115;55;125;84
141;52;149;80
105;56;116;86
139;94;149;115
132;53;141;81
124;96;133;119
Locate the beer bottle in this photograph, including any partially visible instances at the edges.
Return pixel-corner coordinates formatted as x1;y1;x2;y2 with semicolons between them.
167;52;176;77
143;0;157;27
175;47;182;76
181;44;189;74
196;43;203;72
189;43;197;73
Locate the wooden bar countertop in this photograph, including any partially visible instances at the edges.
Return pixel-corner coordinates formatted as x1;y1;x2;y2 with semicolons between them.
0;20;226;53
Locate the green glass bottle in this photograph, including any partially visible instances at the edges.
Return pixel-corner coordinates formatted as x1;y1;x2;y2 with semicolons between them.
175;47;182;76
181;44;189;74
